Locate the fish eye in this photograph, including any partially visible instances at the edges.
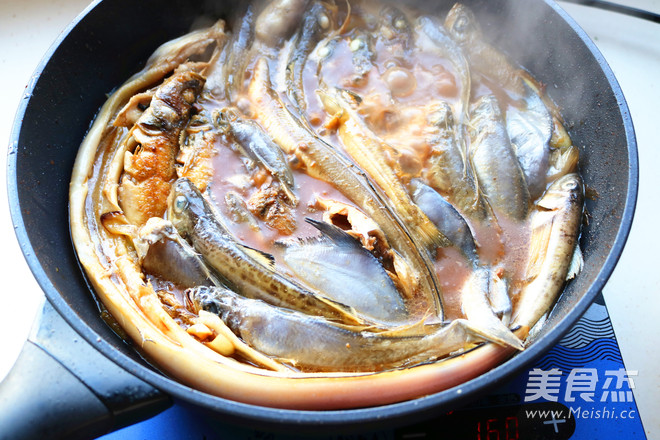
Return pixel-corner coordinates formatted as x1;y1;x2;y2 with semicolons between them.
453;15;470;34
174;194;189;213
318;13;330;30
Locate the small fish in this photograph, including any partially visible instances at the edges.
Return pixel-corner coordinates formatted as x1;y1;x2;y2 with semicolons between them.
424;101;485;221
314;36;340;84
416;16;471;129
512;173;584;329
220;110;298;204
168;177;364;325
461;267;523;350
280;219;409;325
468;95;531;220
118;68;206;226
285;1;335;118
410;179;477;263
248;57;444;322
415;15;475;186
318;86;450;251
223;4;256;101
187;285;480;372
349;30;375;83
444;3;525;96
506;81;554;200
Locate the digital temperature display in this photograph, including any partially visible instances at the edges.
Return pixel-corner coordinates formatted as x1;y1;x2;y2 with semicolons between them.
477;416;520;440
395;402;575;440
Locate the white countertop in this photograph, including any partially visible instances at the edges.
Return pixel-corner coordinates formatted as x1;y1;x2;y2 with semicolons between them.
1;0;658;437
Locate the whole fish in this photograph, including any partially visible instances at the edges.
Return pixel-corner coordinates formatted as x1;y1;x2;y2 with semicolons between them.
444;3;524;96
285;1;335;118
409;179;477;263
219;110;298;204
318;86;450;251
424;101;485;221
187;285;478;372
280;218;409;325
247;57;444;322
416;16;471;130
512;173;584;329
224;4;256;101
168;177;364;325
506;81;554;200
468;95;530;220
118;68;205;226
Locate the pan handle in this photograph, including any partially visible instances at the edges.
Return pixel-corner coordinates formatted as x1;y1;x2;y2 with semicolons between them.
0;300;171;440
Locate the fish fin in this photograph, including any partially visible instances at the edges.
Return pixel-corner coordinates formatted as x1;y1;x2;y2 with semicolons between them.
419;219;452;250
275;235;330;252
238;244;276;270
459;320;524;351
566;245;583;280
376;315;435;337
305;217;362;248
314;295;366;326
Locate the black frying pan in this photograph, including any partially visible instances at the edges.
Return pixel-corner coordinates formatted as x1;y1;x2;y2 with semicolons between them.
2;0;638;438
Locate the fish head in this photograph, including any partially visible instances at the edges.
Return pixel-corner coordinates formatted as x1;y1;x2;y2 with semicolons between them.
212;107;240;134
427;101;455;128
144;70;205;132
167;177;210;238
444;3;479;45
469;94;503;132
378;5;411;43
316;87;343;116
185;286;236;318
537;173;583;211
